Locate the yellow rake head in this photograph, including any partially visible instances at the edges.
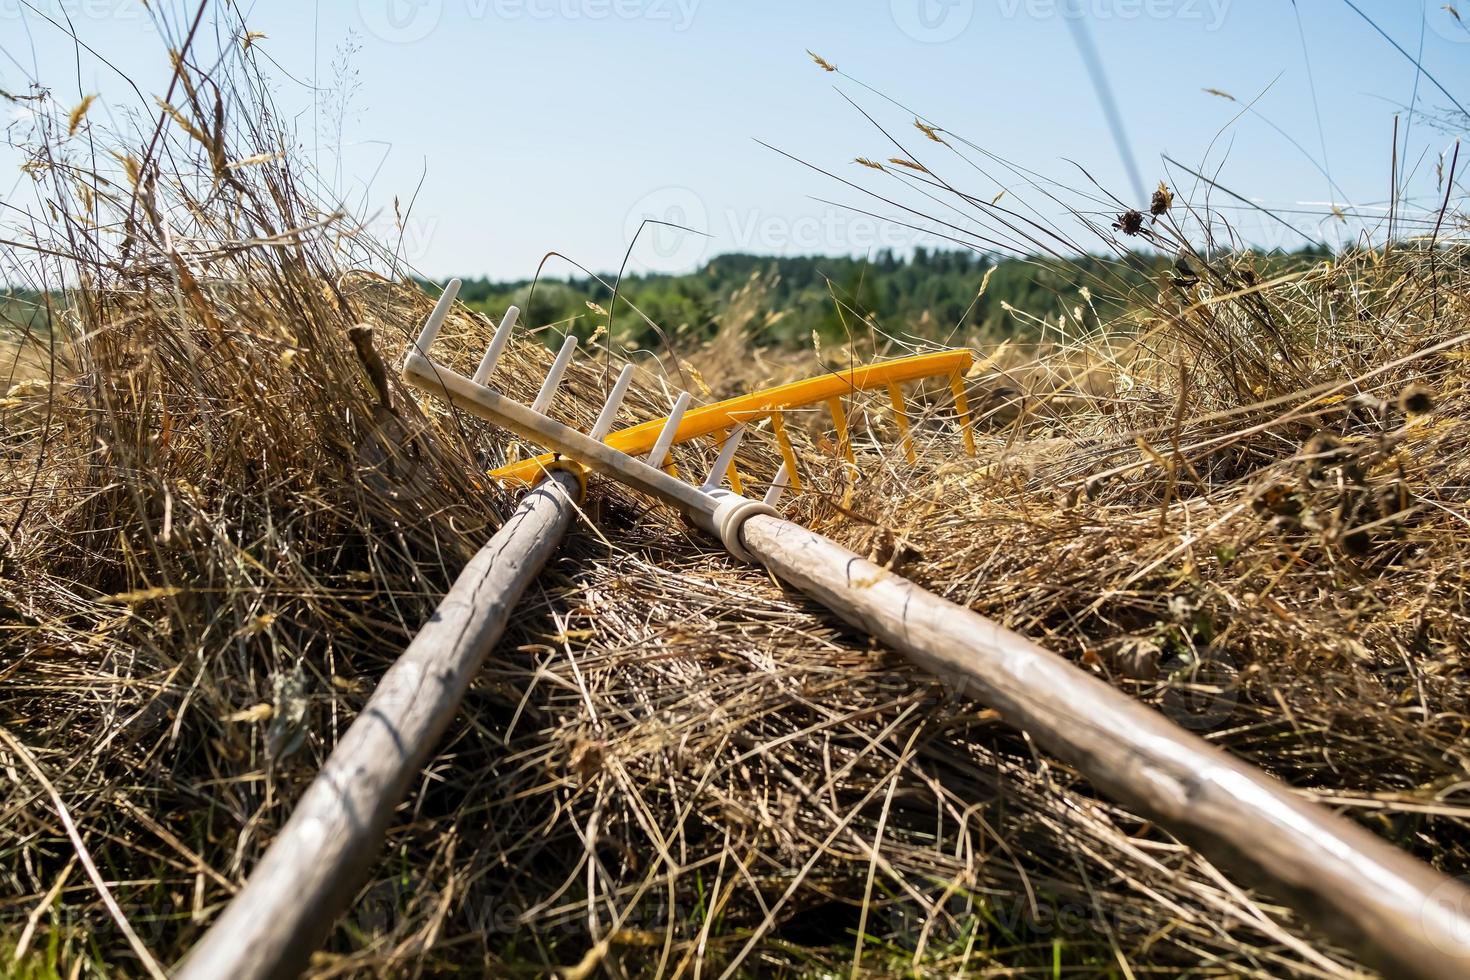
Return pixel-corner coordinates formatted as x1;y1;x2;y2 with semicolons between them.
401;279;976;556
489;346;977;489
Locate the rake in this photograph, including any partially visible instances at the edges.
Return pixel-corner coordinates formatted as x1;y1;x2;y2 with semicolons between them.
181;279;1470;980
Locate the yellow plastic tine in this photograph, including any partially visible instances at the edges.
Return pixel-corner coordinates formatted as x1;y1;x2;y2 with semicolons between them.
490;348;970;484
769;412;804;493
948;368;976;457
888;383;916;464
827;397;855;465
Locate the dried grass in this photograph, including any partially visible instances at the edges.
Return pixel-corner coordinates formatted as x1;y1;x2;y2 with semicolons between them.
2;20;1469;980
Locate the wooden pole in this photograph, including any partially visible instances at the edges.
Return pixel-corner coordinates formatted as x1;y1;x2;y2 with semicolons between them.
740;513;1470;980
176;470;582;980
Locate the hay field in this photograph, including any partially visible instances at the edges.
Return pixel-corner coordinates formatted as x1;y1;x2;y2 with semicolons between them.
2;24;1469;980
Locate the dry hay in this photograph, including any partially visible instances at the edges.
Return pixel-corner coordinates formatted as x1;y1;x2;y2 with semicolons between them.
2;29;1469;980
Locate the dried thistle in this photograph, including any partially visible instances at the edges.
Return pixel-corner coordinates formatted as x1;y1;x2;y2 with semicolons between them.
1114;209;1145;235
1151;181;1174;216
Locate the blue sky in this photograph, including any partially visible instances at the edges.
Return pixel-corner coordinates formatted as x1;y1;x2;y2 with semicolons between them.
2;1;1467;280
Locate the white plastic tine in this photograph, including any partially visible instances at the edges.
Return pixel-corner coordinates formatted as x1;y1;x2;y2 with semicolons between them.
702;424;747;491
762;463;791;508
472;305;520;385
589;363;636;441
645;391;691;468
530;334;579;415
412;278;461;355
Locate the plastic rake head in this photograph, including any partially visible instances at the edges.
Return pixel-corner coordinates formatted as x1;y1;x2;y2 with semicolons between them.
401;278;977;559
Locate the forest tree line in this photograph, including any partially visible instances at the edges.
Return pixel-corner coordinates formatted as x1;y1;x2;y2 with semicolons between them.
446;246;1333;350
0;246;1335;350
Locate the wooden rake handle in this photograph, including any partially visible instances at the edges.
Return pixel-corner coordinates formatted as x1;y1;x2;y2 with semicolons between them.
175;470;583;980
739;512;1470;980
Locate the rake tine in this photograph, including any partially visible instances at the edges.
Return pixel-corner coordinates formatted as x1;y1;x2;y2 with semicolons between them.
488;350;971;486
472;304;520;384
949;368;977;456
530;334;579;415
702;424;747;491
590;363;637;441
725;444;745;494
412;277;461;355
887;382;916;464
769;412;803;492
762;463;790;508
827;396;855;465
646;391;691;469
